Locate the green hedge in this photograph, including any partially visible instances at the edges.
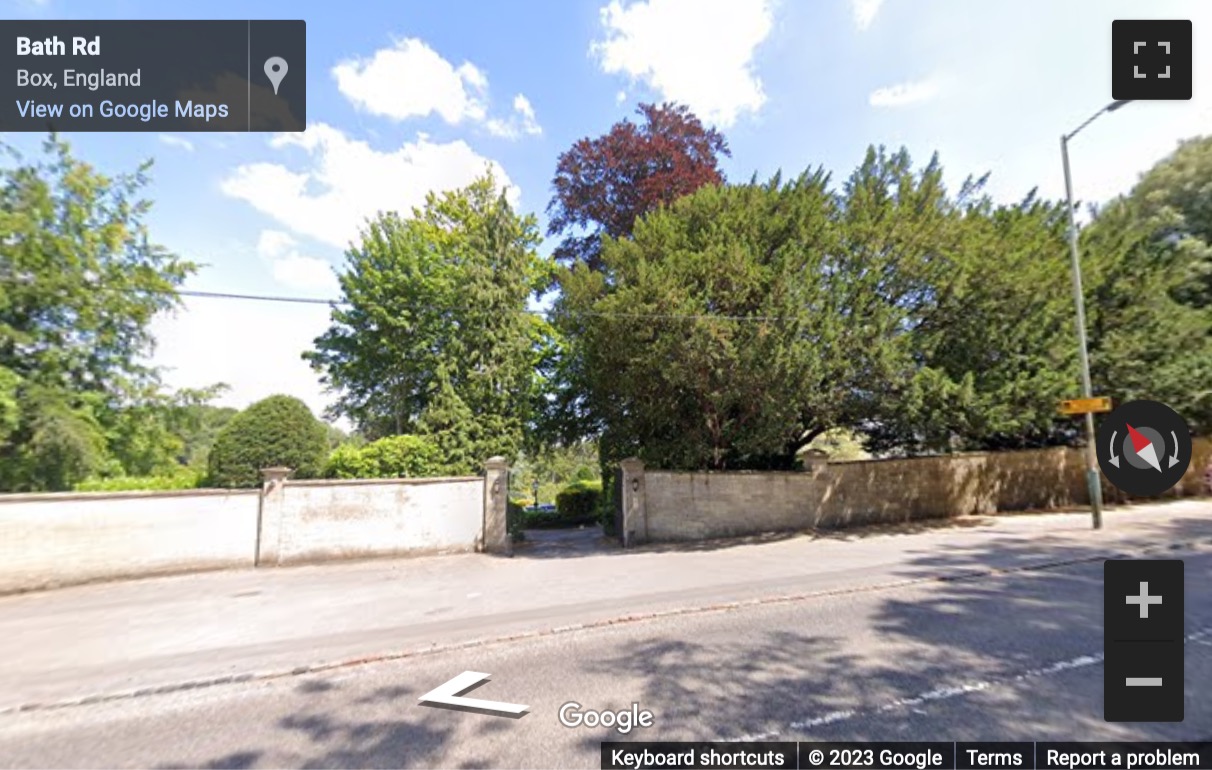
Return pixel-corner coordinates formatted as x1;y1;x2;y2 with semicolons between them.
74;467;204;492
542;479;601;528
598;468;618;537
324;435;443;479
507;498;527;542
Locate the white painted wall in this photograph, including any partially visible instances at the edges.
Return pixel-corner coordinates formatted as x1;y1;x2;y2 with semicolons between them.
0;475;490;592
0;490;260;593
271;478;485;565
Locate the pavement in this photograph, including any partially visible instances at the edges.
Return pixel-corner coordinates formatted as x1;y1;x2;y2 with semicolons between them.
0;501;1210;767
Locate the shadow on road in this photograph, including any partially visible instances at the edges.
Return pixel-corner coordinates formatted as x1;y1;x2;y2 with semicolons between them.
165;514;1211;767
513;512;1005;560
155;680;492;770
571;513;1212;748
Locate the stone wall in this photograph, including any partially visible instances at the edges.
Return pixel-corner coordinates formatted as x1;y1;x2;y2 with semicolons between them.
0;489;260;593
0;460;512;594
257;477;485;566
629;438;1212;544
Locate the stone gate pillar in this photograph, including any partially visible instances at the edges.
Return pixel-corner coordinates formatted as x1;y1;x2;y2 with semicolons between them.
256;466;292;567
619;457;647;548
481;456;512;556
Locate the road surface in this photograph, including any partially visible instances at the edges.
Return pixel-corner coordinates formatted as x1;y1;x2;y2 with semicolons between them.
0;504;1209;768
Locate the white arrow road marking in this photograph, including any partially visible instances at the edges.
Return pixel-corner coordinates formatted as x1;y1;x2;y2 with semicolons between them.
1169;430;1181;468
1109;430;1120;468
418;671;530;719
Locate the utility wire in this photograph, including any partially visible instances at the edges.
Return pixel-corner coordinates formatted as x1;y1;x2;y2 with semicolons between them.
173;288;800;323
179;289;339;306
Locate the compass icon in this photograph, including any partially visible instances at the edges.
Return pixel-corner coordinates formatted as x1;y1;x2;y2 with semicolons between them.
1097;400;1191;496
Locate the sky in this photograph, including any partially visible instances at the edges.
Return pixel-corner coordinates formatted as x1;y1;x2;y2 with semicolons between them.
5;0;1212;426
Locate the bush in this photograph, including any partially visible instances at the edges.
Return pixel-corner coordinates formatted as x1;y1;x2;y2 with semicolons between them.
206;395;330;488
75;467;203;492
324;435;443;479
573;465;597;482
323;443;372;479
507;498;527;542
542;479;601;528
598;469;618;537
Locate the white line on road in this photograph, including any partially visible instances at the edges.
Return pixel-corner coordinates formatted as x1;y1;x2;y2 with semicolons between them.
727;625;1212;742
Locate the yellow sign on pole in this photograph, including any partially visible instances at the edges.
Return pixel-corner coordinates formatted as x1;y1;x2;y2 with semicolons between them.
1058;396;1112;415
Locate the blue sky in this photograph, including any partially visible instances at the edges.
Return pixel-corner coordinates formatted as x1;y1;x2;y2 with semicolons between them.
6;0;1212;424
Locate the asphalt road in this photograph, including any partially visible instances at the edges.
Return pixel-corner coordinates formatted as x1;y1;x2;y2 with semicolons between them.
1;544;1208;769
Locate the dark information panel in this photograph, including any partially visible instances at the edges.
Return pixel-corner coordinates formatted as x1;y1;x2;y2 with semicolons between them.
1104;560;1185;722
0;20;305;131
599;742;1212;770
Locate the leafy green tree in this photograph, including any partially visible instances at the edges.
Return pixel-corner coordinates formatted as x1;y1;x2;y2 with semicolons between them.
859;185;1082;453
176;402;239;468
306;172;552;470
542;104;730;448
0;366;19;446
1128;134;1212;307
511;440;599;503
101;384;228;477
1083;197;1212;431
0;135;196;490
206;395;329;488
563;169;864;470
11;386;109;491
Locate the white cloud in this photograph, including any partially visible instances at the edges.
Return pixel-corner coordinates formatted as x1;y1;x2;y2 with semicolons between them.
332;37;541;140
852;0;883;30
868;77;939;107
271;254;340;293
158;134;195;152
151;294;340;425
591;0;773;127
332;38;489;124
255;230;339;293
485;94;543;138
616;90;628;104
220;123;516;250
256;230;295;259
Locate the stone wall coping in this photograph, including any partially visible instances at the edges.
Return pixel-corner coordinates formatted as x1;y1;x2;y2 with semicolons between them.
644;443;1116;475
646;469;812;477
282;475;482;489
826;446;1075;466
0;475;486;504
0;487;261;504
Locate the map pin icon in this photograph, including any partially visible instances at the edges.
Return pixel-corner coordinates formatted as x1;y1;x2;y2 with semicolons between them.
264;56;288;95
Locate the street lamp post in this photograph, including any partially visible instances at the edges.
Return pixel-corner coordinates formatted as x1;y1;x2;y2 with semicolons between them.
1060;99;1132;530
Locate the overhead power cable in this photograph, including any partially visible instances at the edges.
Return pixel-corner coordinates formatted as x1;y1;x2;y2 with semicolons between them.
172;289;801;323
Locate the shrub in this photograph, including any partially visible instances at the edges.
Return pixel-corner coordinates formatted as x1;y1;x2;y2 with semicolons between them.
573;465;596;482
523;508;566;528
598;470;618;537
548;479;602;528
507;498;527;542
361;435;443;477
323;443;373;479
324;435;443;479
75;467;203;492
206;395;330;488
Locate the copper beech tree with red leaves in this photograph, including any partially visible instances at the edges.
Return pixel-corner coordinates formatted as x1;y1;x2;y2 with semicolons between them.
546;102;730;271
